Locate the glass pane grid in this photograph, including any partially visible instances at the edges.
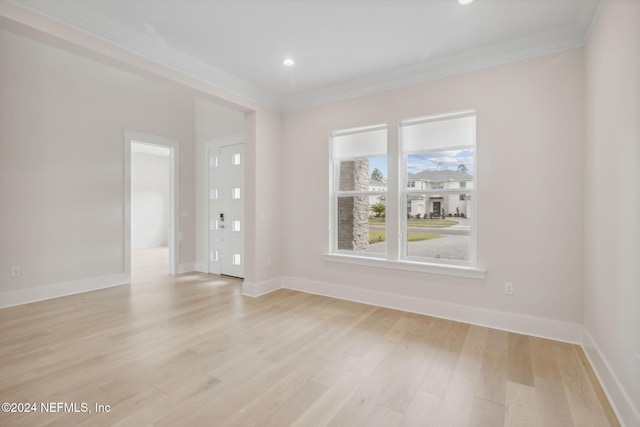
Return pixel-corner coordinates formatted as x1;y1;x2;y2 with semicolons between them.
401;135;474;264
331;115;476;267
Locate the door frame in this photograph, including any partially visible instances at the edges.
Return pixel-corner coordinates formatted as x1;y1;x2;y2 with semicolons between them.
123;129;180;276
205;134;244;276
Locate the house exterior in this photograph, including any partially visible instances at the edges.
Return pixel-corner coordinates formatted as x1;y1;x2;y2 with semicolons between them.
368;178;387;216
367;171;473;218
406;170;472;218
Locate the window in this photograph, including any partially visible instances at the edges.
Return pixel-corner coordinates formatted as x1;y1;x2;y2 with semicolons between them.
232;153;241;166
330;125;387;256
328;111;479;276
401;112;476;265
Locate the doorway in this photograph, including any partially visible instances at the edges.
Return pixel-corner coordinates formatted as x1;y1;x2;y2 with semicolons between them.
207;141;245;278
131;142;170;276
123;130;180;279
433;201;441;215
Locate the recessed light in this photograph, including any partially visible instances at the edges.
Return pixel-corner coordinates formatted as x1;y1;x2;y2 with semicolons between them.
282;58;295;67
458;0;475;4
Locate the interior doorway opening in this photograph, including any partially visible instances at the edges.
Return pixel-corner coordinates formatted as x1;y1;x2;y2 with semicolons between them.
123;130;180;281
131;142;171;278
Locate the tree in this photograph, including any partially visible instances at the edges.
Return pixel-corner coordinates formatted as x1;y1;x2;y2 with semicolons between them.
457;164;468;173
370;202;386;218
371;168;384;182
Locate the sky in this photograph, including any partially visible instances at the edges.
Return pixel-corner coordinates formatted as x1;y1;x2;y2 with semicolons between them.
369;148;474;181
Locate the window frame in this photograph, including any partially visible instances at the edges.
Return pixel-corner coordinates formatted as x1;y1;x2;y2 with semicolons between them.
329;124;388;258
400;110;477;268
326;111;484;279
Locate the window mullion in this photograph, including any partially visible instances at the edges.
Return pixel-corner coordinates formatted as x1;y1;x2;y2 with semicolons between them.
387;124;399;261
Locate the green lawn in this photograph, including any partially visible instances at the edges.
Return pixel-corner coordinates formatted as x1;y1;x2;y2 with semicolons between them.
369;229;442;244
369;218;458;228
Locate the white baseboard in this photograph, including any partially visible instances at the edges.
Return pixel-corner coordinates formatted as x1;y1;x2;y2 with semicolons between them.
0;273;130;309
583;330;640;427
242;277;282;297
281;276;584;344
178;262;196;274
194;262;208;273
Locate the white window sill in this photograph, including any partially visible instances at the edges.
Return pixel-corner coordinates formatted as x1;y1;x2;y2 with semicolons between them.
323;253;485;280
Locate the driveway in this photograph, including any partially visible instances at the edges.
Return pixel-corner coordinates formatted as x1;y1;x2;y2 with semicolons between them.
366;218;471;261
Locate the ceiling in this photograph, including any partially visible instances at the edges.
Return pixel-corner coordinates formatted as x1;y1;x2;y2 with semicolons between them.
12;0;601;111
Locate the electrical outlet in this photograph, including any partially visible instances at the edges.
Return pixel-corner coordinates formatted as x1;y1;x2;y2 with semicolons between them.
504;282;514;295
10;266;22;277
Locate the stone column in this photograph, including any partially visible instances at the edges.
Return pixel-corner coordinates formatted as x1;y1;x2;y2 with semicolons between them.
338;159;370;250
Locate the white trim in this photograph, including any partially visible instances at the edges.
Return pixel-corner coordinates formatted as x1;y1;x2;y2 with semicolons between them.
331;123;388;138
0;273;130;309
583;330;640;427
282;276;582;344
242;277;282;297
282;32;587;111
7;0;282;110
328;125;389;255
583;0;606;44
399;110;478;269
6;0;599;112
123;129;180;276
400;110;477;127
194;262;208;274
323;253;485;280
177;262;196;274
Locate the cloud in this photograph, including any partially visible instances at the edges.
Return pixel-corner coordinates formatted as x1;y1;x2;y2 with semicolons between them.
407;149;473;173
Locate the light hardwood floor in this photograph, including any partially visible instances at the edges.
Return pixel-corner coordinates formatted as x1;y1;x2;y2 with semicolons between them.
0;250;619;426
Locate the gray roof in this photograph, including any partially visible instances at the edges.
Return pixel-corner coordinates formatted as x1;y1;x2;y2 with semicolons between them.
369;179;387;186
409;169;472;181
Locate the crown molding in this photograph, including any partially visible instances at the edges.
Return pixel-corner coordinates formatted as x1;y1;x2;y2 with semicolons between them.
9;0;284;110
8;0;601;113
282;29;587;111
583;0;605;44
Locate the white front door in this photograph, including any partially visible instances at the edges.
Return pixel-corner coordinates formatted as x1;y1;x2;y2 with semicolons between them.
208;144;244;278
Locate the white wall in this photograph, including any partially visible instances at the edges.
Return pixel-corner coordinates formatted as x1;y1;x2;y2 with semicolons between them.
282;49;585;336
0;29;195;306
131;150;170;248
0;2;285;301
193;93;284;290
244;108;284;289
194;98;245;272
584;0;640;425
